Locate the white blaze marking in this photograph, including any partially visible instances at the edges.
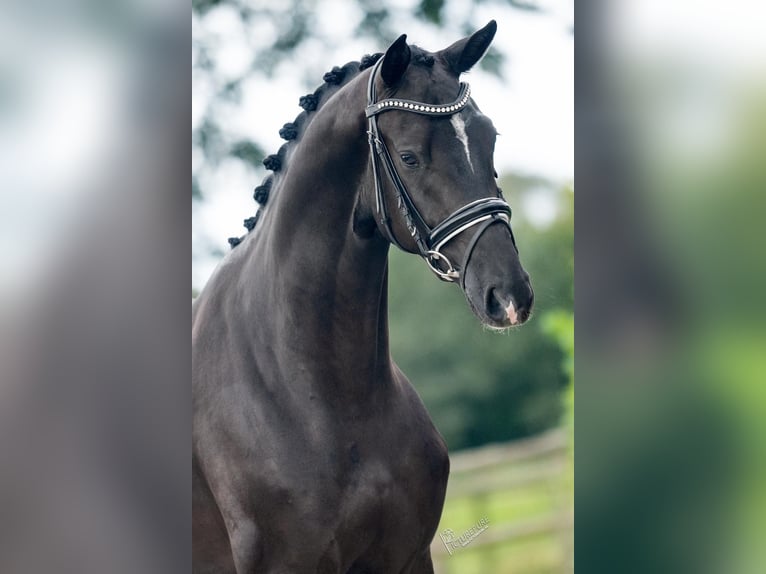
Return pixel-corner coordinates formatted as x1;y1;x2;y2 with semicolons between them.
450;113;474;172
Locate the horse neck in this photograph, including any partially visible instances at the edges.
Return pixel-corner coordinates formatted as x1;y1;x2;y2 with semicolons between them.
245;73;394;387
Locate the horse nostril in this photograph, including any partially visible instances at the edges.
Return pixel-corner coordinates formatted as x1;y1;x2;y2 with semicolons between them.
522;282;534;314
486;289;505;321
484;283;534;326
512;285;534;323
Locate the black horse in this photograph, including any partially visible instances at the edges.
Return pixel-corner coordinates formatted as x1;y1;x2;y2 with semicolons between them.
193;21;534;573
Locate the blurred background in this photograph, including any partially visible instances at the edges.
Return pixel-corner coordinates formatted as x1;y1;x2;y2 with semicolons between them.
0;1;190;572
577;1;766;573
2;0;762;572
193;1;574;572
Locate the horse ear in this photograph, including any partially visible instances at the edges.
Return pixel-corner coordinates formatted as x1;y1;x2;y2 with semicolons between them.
441;20;497;75
381;34;411;86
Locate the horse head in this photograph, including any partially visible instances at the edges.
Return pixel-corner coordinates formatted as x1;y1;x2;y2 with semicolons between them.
365;21;534;328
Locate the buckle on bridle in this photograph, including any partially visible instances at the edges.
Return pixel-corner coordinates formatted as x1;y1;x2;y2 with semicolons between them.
426;250;459;282
366;130;383;154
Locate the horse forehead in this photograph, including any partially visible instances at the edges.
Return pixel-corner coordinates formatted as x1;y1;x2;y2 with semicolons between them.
401;65;457;100
437;107;493;148
460;107;496;148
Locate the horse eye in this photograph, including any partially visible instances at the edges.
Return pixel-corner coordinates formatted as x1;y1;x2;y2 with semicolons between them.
399;153;419;167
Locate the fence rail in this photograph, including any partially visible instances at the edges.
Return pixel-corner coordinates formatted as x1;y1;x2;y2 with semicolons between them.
431;428;573;574
448;428;568;474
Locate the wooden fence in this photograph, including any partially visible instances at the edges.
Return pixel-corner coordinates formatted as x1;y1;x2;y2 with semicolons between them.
431;428;573;574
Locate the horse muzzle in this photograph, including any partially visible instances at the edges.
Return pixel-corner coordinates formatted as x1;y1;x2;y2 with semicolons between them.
459;224;534;329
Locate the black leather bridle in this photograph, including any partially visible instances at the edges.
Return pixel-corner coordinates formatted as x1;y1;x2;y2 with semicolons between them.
365;58;515;285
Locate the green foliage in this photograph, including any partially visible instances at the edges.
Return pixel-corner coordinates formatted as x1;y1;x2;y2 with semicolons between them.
508;0;543;12
229;140;266;168
192;0;224;16
355;2;393;44
417;0;446;25
479;47;505;76
193;118;225;166
542;311;573;386
389;181;573;450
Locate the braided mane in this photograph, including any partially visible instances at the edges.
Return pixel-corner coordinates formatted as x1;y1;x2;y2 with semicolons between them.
227;53;385;248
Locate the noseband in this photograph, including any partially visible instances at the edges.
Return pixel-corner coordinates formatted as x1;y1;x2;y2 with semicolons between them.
365;58;514;285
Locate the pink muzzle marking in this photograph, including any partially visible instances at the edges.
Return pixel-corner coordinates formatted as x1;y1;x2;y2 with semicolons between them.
506;301;518;325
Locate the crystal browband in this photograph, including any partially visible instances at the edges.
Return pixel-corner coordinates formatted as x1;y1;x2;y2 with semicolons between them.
365;83;471;118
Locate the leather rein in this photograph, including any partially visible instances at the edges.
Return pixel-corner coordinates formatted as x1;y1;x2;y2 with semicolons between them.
365;58;514;285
